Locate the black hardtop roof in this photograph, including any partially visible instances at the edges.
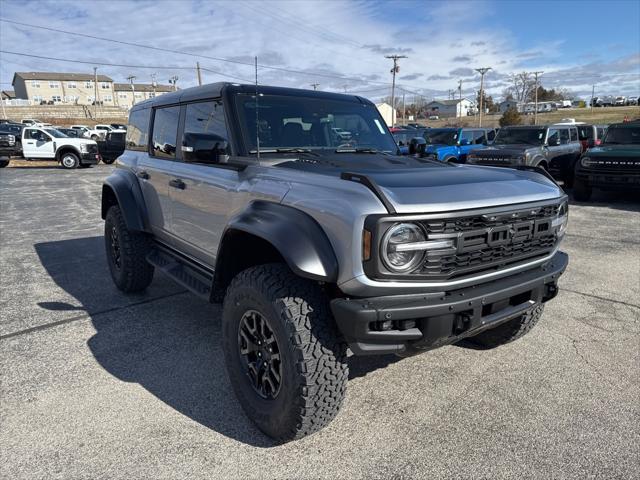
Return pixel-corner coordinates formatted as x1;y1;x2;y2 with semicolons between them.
608;120;640;128
131;82;374;111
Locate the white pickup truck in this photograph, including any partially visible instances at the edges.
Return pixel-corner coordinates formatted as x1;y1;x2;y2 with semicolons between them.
22;126;101;169
70;124;104;140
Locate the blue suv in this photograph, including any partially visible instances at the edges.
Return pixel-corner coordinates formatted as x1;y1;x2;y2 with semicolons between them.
416;128;496;163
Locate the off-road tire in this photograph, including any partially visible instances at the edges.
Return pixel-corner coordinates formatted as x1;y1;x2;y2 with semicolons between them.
222;263;348;442
0;159;9;168
572;177;592;201
60;152;80;169
104;205;154;293
102;157;116;165
464;304;545;349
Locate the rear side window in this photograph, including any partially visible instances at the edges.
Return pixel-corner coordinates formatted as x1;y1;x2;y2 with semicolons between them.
487;129;496;141
151;106;180;159
597;127;606;138
126;108;150;151
577;126;593;140
570;128;578;142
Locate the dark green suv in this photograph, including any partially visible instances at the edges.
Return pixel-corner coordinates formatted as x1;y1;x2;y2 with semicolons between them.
573;121;640;201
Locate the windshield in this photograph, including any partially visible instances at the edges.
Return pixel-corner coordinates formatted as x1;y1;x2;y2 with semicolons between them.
44;128;69;138
602;126;640;145
493;127;546;145
235;94;398;153
423;129;458;145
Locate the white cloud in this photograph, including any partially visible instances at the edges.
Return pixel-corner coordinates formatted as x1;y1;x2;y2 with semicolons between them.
0;0;637;101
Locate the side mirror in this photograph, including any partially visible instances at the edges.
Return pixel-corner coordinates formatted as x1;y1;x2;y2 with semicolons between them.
182;132;230;164
459;138;470;146
409;137;427;155
548;137;560;146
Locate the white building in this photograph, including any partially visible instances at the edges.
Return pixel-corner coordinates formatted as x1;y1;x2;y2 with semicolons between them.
499;100;523;113
375;102;397;126
424;99;475;117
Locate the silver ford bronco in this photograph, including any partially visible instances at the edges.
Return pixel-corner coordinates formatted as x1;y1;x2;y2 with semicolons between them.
102;83;569;441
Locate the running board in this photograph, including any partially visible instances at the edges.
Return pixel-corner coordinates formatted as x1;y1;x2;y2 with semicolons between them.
146;245;213;301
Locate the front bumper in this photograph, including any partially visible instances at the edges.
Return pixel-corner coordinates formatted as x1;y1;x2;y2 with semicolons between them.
80;152;101;165
331;251;568;355
575;167;640;189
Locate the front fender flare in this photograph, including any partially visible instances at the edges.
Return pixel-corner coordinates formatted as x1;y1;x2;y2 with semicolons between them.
101;168;149;232
223;201;338;282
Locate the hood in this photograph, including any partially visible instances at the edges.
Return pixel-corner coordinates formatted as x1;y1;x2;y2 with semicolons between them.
473;144;535;156
61;137;97;146
276;152;562;214
587;144;640;157
425;144;455;154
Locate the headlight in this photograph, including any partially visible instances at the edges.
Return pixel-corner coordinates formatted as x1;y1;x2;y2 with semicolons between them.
8;134;15;145
552;201;569;237
581;156;595;167
80;143;89;153
381;223;426;272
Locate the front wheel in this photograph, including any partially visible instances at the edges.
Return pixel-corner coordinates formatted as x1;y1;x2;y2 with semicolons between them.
222;264;348;442
60;152;80;169
102;157;116;165
573;176;592;201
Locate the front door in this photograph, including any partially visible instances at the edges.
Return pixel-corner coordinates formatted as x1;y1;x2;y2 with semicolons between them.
168;100;236;265
23;128;55;159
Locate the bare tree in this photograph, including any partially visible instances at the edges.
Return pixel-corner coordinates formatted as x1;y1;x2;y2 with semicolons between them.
505;72;536;104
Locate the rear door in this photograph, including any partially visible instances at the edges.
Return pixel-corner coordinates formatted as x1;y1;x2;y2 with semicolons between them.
131;106;178;242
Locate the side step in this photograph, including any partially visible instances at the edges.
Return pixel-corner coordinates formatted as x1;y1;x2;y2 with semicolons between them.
146;245;213;301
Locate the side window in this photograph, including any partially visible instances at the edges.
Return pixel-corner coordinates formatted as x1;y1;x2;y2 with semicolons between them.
472;130;486;144
151;106;180;159
487;129;496;141
182;101;230;163
559;129;570;145
547;128;559;145
126;108;150;151
570;128;578;142
460;130;474;144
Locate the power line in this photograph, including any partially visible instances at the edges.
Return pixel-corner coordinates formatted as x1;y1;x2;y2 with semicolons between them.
0;50;253;83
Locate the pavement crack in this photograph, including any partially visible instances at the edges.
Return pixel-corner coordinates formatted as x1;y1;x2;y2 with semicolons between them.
0;290;189;341
561;288;640;310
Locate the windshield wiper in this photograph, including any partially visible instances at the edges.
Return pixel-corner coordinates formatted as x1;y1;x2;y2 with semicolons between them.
249;148;319;155
335;147;384;154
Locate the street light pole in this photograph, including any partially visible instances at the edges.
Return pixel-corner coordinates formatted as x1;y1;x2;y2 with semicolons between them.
385;55;407;127
532;71;543;125
474;67;491;127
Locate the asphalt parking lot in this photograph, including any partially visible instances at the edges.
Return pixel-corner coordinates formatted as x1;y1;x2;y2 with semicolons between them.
1;164;638;479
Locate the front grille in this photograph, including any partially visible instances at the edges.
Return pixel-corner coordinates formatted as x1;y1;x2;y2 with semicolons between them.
583;157;640;172
86;144;99;154
472;155;519;165
368;202;563;282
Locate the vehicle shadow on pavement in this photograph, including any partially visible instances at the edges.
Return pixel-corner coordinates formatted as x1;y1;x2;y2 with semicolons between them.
35;236;397;447
566;190;640;212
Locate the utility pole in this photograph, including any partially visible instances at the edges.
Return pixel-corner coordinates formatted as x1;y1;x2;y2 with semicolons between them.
93;67;99;116
196;62;202;86
475;67;491;127
457;79;463;123
169;76;178;91
532;71;543;125
385;55;407;127
402;93;406;126
591;84;595;113
151;73;157;98
127;75;136;107
310;83;319;91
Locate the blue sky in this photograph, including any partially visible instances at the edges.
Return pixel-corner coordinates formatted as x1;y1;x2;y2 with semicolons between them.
1;0;638;101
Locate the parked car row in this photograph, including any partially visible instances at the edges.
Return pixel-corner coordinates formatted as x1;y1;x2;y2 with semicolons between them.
0;119;125;168
591;96;639;107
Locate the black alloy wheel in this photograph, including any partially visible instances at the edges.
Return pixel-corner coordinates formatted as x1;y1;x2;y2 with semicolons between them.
238;310;282;400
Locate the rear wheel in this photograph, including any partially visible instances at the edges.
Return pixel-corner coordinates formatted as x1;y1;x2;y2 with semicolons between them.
464;304;545;349
222;264;348;442
104;205;154;292
0;159;9;168
60;152;80;169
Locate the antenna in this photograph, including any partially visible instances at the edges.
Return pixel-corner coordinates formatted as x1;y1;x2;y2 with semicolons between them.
255;56;260;160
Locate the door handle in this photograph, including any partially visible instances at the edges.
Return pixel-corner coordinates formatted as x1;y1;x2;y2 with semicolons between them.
169;178;186;190
137;170;149;179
